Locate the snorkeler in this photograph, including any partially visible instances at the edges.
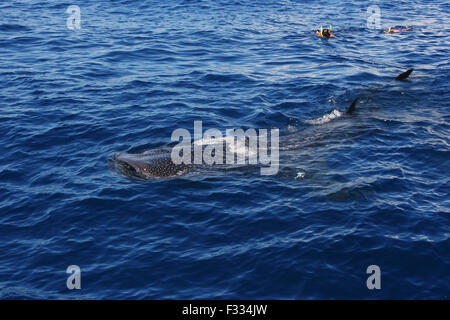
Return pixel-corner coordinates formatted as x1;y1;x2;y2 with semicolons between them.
313;25;412;37
384;26;413;33
315;25;335;38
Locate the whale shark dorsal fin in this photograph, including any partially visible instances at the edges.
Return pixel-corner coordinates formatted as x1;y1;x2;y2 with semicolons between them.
346;98;358;115
395;68;414;80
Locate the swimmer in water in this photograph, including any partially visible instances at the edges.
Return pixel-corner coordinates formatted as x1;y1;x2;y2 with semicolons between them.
315;25;335;38
384;26;413;33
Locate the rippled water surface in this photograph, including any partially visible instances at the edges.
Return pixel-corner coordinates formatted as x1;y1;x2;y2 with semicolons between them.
0;0;449;299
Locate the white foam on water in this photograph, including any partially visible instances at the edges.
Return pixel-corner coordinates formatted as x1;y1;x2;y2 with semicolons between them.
193;136;228;146
227;139;258;158
193;136;258;158
305;109;343;125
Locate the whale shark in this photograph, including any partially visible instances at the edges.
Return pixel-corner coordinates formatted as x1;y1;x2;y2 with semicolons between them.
108;69;413;180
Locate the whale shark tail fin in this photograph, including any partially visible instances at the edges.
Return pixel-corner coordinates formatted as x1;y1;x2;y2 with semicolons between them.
395;68;414;80
346;98;358;115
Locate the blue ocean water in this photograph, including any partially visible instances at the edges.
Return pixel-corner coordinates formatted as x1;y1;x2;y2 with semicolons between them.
0;0;449;299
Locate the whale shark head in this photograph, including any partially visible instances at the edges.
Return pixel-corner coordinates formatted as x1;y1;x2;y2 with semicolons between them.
108;150;190;179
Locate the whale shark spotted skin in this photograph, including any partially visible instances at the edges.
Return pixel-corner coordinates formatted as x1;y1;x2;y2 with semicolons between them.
108;148;192;179
109;69;413;180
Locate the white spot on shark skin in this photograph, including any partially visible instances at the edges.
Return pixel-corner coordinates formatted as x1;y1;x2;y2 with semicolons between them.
305;109;343;125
